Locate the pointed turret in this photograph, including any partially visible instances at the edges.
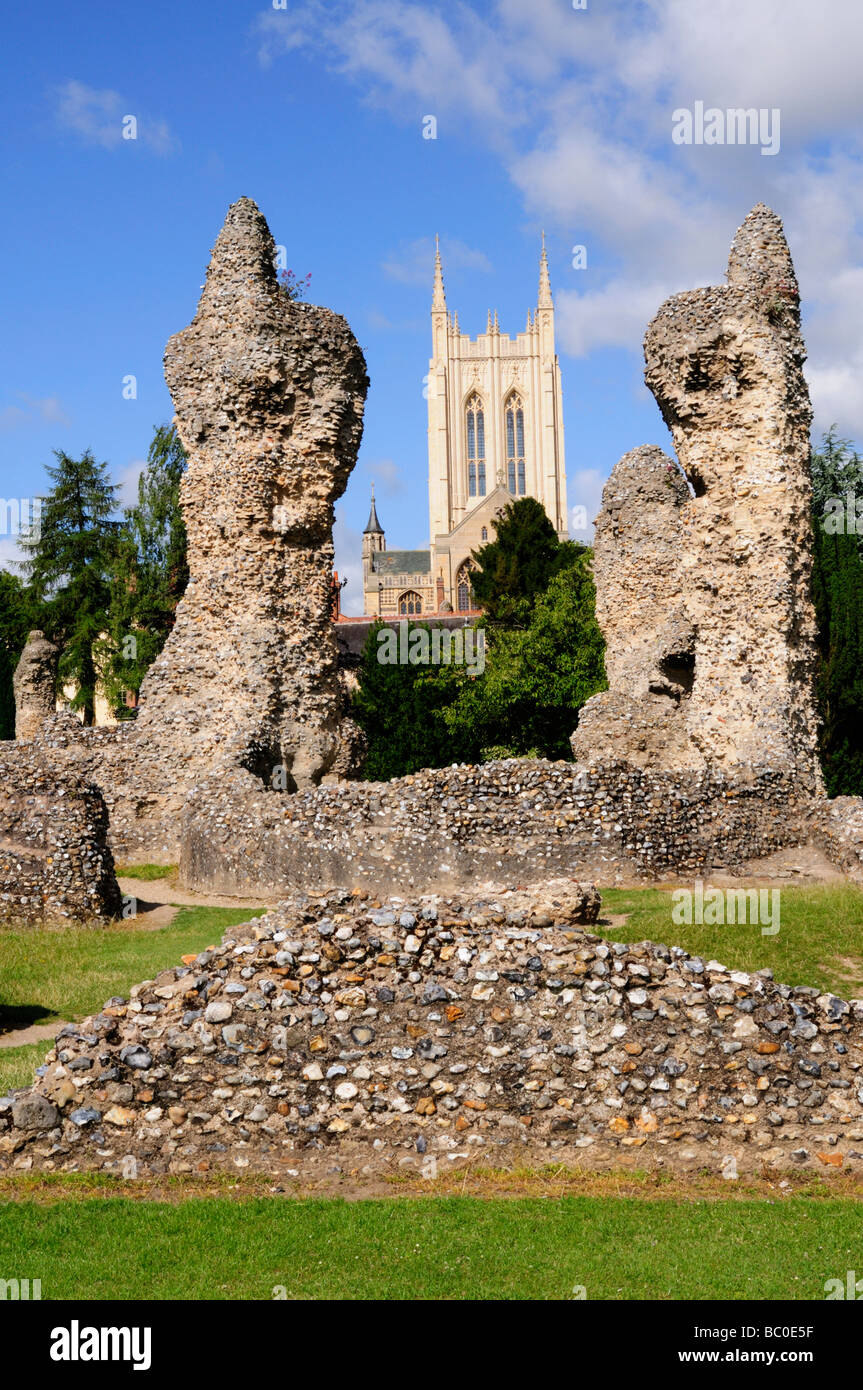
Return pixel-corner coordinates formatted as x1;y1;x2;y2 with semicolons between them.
432;234;447;312
537;230;553;309
362;484;385;574
431;234;448;358
364;482;383;535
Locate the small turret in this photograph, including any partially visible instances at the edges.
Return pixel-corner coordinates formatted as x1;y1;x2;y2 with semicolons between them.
362;485;386;570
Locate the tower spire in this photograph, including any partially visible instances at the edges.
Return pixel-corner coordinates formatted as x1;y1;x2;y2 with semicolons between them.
538;230;553;309
364;482;383;535
432;233;447;312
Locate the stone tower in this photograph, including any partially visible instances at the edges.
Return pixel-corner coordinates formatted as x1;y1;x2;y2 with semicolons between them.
574;204;823;793
137;197;369;789
12;631;58;741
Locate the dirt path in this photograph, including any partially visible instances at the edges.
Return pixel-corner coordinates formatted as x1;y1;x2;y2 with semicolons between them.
116;877;274;912
0;1020;70;1050
0;881;272;1050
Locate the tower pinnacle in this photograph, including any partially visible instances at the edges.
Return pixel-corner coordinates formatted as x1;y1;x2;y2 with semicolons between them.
538;231;553;309
432;234;447;312
364;483;383;535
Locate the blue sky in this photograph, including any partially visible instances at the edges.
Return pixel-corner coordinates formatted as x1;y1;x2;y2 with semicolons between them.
3;0;863;611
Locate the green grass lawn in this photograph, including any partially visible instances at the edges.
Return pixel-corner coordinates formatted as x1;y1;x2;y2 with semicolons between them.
113;863;178;881
0;906;265;1094
0;1193;860;1300
601;883;863;997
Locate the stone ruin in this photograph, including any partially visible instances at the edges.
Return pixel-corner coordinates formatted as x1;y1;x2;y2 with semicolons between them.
1;199;862;909
573;204;822;793
137;197;368;792
0;742;120;925
9;199;863;1176
1;198;370;890
4;880;863;1179
12;631;58;741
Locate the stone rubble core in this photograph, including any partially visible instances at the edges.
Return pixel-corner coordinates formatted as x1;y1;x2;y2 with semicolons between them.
180;757;818;898
573;205;822;794
136;196;369;793
3;881;863;1180
0;196;370;895
0;743;121;925
5;195;863;927
12;631;59;741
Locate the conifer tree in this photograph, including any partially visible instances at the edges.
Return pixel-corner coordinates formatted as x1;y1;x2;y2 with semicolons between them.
102;424;189;714
19;449;119;725
811;429;863;795
470;496;585;626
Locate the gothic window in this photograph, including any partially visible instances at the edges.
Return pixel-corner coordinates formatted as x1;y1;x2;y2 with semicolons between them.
505;393;526;496
481;526;488;541
455;561;475;613
466;394;486;498
398;590;423;615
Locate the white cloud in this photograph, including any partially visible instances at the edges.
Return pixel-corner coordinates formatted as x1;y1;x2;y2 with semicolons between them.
363;458;405;497
333;512;365;616
0;393;71;431
556;281;674;358
0;535;26;574
568;467;605;542
254;0;863;438
55;80;177;154
382;236;492;288
115;458;147;509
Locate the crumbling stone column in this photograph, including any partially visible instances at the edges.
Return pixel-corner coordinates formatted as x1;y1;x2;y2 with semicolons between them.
574;205;823;793
137;197;369;789
12;631;58;741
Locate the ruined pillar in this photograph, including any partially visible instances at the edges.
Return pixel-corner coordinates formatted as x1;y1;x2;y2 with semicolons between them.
136;197;369;789
12;631;58;741
574;205;823;792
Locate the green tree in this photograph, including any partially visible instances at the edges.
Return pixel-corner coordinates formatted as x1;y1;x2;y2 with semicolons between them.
444;556;607;760
101;424;189;714
350;622;468;780
811;430;863;795
810;425;863;520
19;450;119;725
470;496;585;626
0;569;38;738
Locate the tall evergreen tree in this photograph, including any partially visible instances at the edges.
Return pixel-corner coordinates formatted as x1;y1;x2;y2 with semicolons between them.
810;425;863;520
470;496;585;626
102;424;189;714
19;450;119;725
811;430;863;795
812;526;863;795
444;557;607;760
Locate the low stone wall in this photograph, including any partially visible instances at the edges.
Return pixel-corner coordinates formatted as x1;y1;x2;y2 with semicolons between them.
3;881;861;1178
180;757;817;897
0;743;121;925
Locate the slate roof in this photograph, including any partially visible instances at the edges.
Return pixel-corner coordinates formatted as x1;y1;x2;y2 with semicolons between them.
371;549;431;575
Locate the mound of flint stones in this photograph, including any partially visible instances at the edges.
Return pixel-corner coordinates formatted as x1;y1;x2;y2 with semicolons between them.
3;877;863;1178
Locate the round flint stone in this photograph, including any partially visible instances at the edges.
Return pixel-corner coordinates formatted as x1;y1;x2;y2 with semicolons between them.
120;1045;153;1071
70;1107;102;1127
11;1094;60;1131
350;1025;375;1046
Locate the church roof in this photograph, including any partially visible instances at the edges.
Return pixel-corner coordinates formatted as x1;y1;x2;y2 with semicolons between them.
364;492;383;534
371;549;430;576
